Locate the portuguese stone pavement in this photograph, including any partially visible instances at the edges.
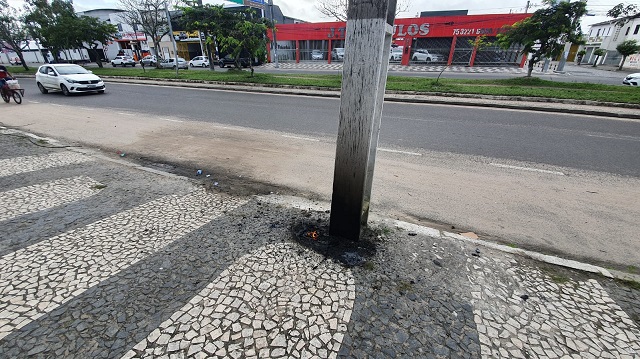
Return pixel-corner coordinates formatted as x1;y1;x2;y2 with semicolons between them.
0;128;639;358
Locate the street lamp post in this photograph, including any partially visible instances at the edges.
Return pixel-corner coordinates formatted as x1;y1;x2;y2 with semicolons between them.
165;1;180;77
268;0;279;68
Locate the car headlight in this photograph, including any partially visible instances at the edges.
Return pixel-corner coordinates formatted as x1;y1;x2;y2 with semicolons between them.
64;77;78;83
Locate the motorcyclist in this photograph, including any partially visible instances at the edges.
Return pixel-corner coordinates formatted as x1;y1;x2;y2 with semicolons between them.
0;65;13;97
0;65;13;88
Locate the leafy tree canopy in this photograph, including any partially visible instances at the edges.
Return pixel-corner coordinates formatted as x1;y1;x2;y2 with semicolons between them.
497;0;587;77
616;39;640;70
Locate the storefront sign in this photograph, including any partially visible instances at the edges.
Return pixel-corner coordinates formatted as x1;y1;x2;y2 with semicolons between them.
394;23;430;37
452;27;509;36
116;32;147;41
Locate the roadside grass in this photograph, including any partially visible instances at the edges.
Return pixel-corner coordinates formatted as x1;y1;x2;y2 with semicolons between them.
9;65;639;104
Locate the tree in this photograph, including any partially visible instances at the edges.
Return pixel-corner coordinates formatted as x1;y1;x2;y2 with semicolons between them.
497;0;587;77
180;4;230;70
0;0;30;70
215;9;271;77
592;48;606;67
316;0;410;22
607;3;639;25
77;16;118;68
616;40;639;70
24;0;78;63
118;0;174;68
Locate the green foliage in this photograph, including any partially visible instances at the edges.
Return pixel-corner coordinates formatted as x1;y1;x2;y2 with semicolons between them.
180;6;272;75
617;40;640;57
24;0;79;61
0;0;31;70
497;0;587;76
608;3;640;25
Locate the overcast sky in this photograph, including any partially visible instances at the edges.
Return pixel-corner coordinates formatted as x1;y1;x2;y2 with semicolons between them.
7;0;638;32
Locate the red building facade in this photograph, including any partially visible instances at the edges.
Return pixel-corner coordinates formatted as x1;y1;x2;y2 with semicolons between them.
267;13;531;67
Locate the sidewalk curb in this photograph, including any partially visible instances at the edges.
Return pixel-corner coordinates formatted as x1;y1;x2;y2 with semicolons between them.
259;195;640;284
16;74;640;120
103;76;640;120
3;125;638;283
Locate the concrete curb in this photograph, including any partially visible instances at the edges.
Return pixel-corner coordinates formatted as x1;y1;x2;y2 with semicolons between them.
16;74;640;120
102;76;640;120
259;195;640;284
3;125;638;283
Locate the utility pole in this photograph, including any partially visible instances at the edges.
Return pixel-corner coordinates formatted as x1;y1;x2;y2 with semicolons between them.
329;0;397;241
525;1;530;13
268;0;279;68
165;1;179;77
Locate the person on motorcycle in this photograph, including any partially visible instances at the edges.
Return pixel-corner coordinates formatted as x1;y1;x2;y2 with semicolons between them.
0;65;13;89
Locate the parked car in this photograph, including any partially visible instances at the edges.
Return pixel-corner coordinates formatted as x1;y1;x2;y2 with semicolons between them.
111;56;136;67
623;73;640;86
35;64;105;96
141;55;157;66
218;54;250;68
411;49;444;62
311;49;324;60
189;56;210;67
331;48;345;61
389;47;403;61
159;58;188;69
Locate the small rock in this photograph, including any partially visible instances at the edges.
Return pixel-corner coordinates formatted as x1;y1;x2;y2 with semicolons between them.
408;232;417;237
520;294;529;301
433;259;442;267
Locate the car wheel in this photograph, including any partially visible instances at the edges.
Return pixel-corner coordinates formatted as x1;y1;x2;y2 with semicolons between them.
60;84;70;96
37;82;49;94
190;63;194;67
426;57;431;62
412;56;418;61
172;65;176;69
202;63;207;68
112;63;116;67
132;63;136;67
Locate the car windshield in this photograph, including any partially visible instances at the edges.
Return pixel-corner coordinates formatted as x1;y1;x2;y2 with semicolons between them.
55;66;90;75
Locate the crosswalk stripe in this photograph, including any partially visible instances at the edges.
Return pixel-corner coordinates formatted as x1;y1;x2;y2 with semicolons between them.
0;176;103;222
0;190;246;340
122;243;356;359
0;152;94;178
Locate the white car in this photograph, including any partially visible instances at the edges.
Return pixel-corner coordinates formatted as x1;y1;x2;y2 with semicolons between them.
160;58;189;69
411;49;443;62
111;56;136;67
189;56;209;67
35;64;105;96
623;73;640;86
389;47;403;61
331;48;345;61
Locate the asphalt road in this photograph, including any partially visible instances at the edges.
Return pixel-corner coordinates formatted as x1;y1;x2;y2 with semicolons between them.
22;78;640;177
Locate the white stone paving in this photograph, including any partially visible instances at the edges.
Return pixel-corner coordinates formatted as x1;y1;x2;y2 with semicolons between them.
0;176;103;222
122;243;356;359
468;255;640;358
0;190;246;340
0;152;93;178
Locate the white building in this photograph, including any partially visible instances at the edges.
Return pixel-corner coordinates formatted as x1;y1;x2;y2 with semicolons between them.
582;17;640;69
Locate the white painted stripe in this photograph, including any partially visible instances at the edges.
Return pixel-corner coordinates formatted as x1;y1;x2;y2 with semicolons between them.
50;104;63;107
117;112;135;116
282;135;320;142
122;243;355;359
0;191;246;340
489;163;565;176
0;152;93;178
586;134;640;142
28;101;40;104
161;118;183;123
0;176;103;222
378;148;422;156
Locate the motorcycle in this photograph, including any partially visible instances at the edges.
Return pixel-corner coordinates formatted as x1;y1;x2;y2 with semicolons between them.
1;79;24;104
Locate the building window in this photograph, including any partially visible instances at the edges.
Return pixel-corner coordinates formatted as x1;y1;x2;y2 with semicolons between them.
596;29;601;37
626;27;631;35
634;25;640;35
